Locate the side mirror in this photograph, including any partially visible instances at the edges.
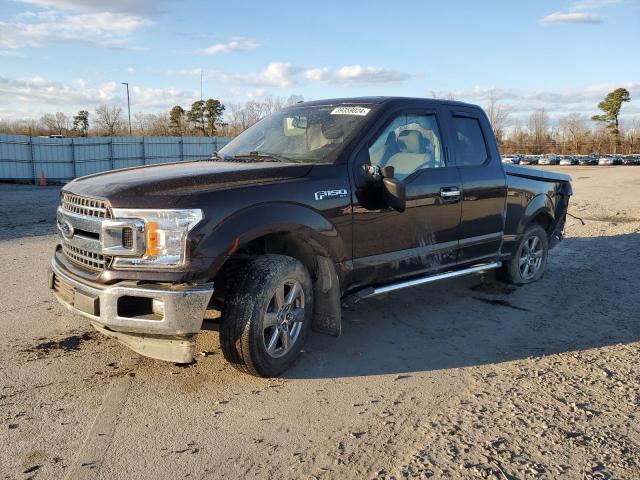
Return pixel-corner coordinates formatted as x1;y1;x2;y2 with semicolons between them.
381;166;406;213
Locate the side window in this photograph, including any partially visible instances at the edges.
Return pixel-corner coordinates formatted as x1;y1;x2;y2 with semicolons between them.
368;113;445;180
451;116;488;166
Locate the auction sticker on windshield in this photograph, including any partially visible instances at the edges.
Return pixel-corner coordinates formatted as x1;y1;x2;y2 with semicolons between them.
330;106;371;116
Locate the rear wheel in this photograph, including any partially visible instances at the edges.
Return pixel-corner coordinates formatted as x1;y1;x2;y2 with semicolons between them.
498;224;549;285
220;254;313;377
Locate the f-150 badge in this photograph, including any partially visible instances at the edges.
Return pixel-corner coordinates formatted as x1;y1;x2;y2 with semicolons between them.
315;189;348;201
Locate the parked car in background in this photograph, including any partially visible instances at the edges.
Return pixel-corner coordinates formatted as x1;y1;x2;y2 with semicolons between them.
622;155;639;165
578;155;598;166
502;154;524;164
520;156;538;165
559;156;578;166
539;154;560;166
598;156;620;166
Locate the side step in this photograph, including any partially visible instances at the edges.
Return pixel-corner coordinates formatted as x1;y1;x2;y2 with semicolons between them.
342;261;502;307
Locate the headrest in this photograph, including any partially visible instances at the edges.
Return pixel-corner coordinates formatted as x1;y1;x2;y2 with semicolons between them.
322;120;346;140
397;130;423;154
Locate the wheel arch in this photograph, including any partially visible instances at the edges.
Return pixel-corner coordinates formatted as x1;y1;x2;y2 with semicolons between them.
519;193;555;237
202;203;343;337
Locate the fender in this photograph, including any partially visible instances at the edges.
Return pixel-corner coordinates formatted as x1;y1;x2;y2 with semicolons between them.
193;202;347;280
501;193;555;259
194;202;344;337
517;193;555;236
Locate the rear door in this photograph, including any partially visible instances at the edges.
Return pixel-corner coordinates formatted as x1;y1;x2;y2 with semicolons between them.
445;108;507;265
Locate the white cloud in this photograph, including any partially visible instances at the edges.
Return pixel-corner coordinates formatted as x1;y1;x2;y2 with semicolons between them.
0;10;152;50
17;0;167;14
196;37;261;55
0;75;198;119
333;65;412;84
541;11;603;24
303;68;330;82
541;0;625;24
127;67;135;74
225;62;412;88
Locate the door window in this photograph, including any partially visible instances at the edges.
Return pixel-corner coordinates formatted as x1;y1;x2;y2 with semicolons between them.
368;114;445;180
451;116;488;166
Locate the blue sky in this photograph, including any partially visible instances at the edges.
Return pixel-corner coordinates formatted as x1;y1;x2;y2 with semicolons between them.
1;0;639;123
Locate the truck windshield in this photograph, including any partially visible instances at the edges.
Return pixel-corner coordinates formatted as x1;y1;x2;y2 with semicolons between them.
218;104;374;163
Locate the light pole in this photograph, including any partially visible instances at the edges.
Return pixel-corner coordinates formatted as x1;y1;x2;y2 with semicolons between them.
121;82;132;135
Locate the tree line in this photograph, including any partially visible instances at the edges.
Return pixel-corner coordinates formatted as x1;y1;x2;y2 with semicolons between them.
0;88;636;154
488;88;637;155
0;94;303;139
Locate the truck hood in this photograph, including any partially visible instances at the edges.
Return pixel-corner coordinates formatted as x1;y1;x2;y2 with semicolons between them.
64;160;313;208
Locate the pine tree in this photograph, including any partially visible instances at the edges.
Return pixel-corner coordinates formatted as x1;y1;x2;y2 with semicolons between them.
72;110;89;137
204;99;225;136
592;88;631;152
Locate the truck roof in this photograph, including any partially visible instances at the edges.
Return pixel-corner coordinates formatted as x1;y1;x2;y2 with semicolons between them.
295;96;479;109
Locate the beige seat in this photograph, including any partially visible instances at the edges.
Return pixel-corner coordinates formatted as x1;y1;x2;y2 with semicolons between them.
386;130;429;179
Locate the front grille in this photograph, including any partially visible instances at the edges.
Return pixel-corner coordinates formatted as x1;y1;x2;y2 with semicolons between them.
62;244;110;271
59;192;112;272
61;192;111;218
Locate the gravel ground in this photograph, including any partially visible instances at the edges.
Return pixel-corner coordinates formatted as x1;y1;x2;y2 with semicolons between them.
0;166;639;479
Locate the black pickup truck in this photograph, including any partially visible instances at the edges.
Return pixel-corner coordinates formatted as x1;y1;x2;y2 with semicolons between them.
49;97;572;376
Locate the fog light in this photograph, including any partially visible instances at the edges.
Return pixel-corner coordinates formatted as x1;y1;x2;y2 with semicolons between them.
152;299;165;316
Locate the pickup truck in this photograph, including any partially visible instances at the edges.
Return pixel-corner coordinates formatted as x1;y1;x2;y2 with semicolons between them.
49;97;572;377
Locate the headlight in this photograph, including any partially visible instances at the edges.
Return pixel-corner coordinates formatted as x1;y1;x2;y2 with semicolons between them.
110;208;203;269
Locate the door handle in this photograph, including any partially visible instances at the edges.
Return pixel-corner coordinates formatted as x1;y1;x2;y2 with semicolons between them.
440;187;461;200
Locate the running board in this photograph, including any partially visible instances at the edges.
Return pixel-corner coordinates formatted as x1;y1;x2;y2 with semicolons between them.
342;261;502;307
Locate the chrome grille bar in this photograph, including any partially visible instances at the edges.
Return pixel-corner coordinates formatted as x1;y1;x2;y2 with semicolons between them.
61;192;111;219
62;243;110;271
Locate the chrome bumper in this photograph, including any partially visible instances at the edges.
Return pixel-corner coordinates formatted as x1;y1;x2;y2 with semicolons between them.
49;259;214;362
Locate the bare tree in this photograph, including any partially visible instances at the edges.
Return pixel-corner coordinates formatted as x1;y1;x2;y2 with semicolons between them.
40;112;70;135
528;109;549;154
624;119;640;154
132;112;172;136
223;95;303;136
485;90;510;144
94;104;124;136
558;113;588;154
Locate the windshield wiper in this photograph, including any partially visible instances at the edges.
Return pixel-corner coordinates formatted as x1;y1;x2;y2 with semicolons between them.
203;151;225;161
233;151;296;163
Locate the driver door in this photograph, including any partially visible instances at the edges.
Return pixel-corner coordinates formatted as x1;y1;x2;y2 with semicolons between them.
350;109;462;287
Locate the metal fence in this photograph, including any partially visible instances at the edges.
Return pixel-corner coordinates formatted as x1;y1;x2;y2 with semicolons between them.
0;134;231;183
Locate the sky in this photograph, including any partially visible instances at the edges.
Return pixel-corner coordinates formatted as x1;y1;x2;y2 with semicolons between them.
1;0;639;125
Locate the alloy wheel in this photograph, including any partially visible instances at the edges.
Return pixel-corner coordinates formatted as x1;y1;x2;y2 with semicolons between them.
262;280;305;358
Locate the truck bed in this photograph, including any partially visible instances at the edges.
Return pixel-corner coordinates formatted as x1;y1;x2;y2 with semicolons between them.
504;163;572;183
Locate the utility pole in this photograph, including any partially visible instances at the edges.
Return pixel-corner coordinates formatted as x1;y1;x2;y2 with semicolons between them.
121;82;132;135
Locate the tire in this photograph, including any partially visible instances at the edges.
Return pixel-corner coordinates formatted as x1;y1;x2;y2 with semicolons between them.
498;224;549;285
220;254;313;377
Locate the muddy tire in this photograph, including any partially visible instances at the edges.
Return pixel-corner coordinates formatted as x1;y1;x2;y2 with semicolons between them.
220;254;313;377
498;224;549;285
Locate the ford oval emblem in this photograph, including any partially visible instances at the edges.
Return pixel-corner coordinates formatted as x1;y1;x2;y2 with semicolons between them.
60;219;75;240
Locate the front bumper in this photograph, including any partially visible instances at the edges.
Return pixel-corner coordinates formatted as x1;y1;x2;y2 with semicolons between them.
49;258;214;362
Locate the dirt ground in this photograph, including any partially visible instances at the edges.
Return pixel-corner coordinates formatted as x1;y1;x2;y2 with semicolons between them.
0;166;638;480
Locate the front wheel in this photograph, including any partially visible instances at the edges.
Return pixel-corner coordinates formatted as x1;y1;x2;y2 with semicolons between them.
220;254;313;377
498;224;549;285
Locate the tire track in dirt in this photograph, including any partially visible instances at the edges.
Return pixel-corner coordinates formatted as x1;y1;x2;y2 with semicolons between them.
64;356;138;480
